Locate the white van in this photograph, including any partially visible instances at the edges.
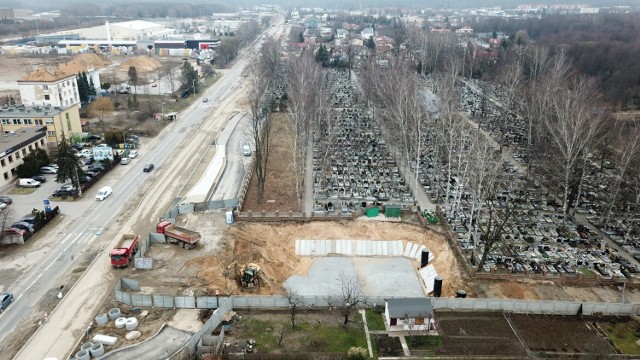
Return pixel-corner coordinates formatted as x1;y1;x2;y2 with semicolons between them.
19;178;41;188
95;186;113;201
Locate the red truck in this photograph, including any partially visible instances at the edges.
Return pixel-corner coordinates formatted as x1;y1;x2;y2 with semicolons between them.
156;221;201;249
109;234;139;268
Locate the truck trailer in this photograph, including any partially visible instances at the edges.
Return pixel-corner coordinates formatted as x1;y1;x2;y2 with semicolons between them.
156;221;201;249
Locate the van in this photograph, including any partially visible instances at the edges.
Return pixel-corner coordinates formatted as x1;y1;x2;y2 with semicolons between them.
95;186;113;201
19;178;40;188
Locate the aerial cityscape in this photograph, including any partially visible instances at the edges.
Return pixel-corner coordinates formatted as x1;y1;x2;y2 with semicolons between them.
0;0;639;359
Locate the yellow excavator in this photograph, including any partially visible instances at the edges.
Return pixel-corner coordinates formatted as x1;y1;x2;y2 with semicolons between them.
239;263;261;288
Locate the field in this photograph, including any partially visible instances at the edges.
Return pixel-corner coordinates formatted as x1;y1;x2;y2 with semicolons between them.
221;311;368;357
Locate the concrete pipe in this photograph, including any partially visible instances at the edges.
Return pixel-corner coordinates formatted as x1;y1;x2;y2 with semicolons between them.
125;317;138;331
107;308;121;320
114;317;127;329
75;350;90;360
94;313;108;326
80;342;93;352
89;342;105;358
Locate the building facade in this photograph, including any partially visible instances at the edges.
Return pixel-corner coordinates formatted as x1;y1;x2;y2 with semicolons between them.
0;105;82;148
0;127;47;189
18;68;80;108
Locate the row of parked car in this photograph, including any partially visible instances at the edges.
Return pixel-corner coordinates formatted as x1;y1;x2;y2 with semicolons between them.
18;165;58;188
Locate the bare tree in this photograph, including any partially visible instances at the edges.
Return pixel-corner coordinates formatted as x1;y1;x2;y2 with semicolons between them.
544;76;604;218
337;271;366;327
603;123;640;227
476;168;524;271
284;286;301;329
88;97;114;135
285;52;321;209
390;18;408;57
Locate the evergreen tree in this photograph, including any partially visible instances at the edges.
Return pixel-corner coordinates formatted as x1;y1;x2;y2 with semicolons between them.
88;75;97;98
77;73;88;105
365;36;376;50
180;61;199;93
298;31;304;43
55;133;83;186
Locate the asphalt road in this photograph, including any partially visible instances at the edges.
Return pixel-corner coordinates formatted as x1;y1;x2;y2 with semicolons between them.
6;22;287;360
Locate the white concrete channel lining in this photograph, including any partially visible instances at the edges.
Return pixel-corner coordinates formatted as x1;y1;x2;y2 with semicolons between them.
181;111;246;204
295;239;439;294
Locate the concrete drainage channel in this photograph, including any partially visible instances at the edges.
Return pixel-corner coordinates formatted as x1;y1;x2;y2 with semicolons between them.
71;307;141;359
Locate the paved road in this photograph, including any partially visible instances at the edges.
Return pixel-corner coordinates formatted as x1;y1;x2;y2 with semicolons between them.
211;114;251;201
8;22;288;360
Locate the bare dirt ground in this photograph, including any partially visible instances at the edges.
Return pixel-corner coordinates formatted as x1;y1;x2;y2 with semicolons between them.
241;113;300;212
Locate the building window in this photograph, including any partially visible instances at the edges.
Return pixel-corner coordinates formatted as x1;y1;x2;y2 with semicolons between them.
10;168;15;176
45;119;54;125
0;159;4;167
8;155;12;163
47;131;56;137
1;119;8;125
40;139;45;145
28;145;33;151
21;149;26;156
15;152;19;159
24;119;32;124
3;172;7;180
35;119;43;125
43;85;48;90
12;119;21;125
44;95;50;100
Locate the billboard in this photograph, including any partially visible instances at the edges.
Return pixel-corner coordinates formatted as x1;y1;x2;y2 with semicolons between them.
93;146;114;161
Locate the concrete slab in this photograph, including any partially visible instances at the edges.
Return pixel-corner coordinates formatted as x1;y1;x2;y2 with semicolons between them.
284;257;425;298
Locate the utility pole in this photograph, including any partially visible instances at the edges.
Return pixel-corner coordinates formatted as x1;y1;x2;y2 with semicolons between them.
192;79;196;95
73;163;82;196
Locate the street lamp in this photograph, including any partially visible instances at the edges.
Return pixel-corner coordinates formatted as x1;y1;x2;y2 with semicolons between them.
192;79;196;95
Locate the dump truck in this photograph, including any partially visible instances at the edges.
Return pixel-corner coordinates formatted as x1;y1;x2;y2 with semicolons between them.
156;221;201;249
109;234;139;268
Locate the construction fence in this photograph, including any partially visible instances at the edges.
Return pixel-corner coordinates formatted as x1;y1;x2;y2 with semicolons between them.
113;278;640;316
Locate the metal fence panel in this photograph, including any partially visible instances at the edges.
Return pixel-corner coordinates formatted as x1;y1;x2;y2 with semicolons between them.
149;232;166;243
224;199;239;208
175;296;197;308
136;236;150;258
135;257;153;269
130;294;153;307
153;295;175;308
208;200;225;209
122;278;140;291
114;290;131;305
178;203;195;215
197;296;221;309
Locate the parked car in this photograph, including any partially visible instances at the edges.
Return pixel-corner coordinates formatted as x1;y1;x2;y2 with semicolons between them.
0;196;13;205
19;216;37;225
73;144;84;151
59;184;76;192
88;166;105;173
85;170;99;178
84;157;95;165
79;175;92;183
203;97;209;103
242;145;252;156
128;150;138;158
40;166;57;174
87;135;101;141
53;189;77;197
120;157;131;165
96;186;113;201
11;222;34;232
79;149;93;158
18;178;40;188
32;175;47;183
143;164;154;172
0;292;13;312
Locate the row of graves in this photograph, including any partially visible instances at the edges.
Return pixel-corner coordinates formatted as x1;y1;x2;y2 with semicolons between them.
311;69;415;213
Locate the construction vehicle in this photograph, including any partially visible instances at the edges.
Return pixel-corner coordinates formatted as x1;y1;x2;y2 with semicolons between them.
239;263;261;288
109;234;139;268
156;221;201;249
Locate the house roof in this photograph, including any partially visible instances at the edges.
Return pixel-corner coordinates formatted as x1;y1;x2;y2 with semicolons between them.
387;298;433;318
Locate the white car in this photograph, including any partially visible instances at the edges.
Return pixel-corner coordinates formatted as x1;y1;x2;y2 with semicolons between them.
79;149;93;158
120;157;131;165
95;186;113;201
128;150;138;158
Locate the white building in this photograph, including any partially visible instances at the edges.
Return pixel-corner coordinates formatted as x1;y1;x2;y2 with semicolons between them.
385;298;435;332
18;67;80;108
337;29;348;39
361;27;374;39
57;20;169;41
